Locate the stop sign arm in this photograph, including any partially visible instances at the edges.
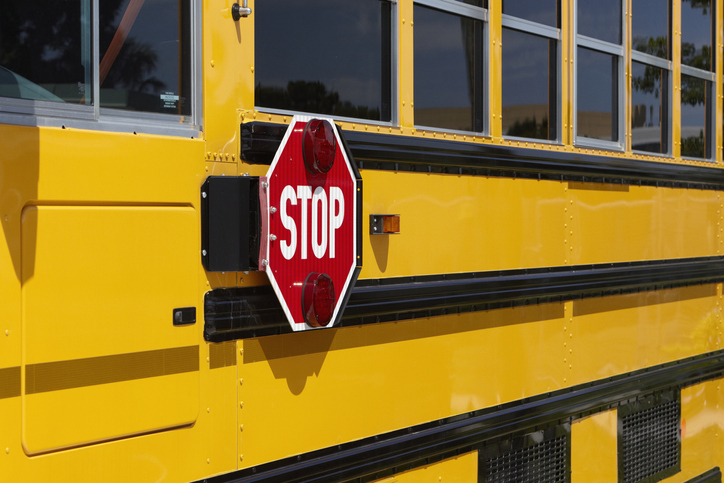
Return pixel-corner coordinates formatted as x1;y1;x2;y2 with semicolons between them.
256;115;363;331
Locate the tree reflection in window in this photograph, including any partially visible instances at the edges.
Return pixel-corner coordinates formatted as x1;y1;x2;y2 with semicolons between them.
631;62;666;153
681;0;712;71
99;0;191;115
681;74;710;158
0;0;91;103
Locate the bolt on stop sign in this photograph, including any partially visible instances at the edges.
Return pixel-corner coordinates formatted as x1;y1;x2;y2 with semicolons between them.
259;115;362;331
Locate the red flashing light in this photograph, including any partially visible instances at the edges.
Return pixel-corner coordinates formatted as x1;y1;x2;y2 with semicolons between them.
302;119;336;174
302;272;336;327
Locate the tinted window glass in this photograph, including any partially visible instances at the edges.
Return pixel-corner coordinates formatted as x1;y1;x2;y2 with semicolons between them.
681;0;713;71
99;0;191;115
577;47;618;141
502;0;558;27
578;0;621;44
632;0;669;59
631;62;667;153
0;0;92;103
502;28;556;140
681;74;710;158
414;6;480;131
255;0;390;121
456;0;484;6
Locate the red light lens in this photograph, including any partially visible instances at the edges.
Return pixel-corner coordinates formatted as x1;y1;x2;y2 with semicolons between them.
302;119;336;174
302;272;336;327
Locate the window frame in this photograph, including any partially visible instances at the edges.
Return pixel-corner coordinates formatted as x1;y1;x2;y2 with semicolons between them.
0;0;202;137
413;0;489;135
629;0;673;157
500;9;561;144
573;0;627;150
678;0;716;161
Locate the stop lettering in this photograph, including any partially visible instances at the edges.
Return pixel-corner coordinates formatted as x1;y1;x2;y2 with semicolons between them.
259;116;361;331
279;185;344;260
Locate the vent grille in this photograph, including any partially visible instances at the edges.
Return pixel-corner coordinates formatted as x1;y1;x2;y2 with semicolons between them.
619;389;681;483
481;425;570;483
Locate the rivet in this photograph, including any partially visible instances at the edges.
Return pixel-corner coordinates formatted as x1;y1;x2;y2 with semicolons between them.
262;259;268;267
207;407;210;413
4;330;8;336
240;425;244;431
206;357;209;362
207;458;210;464
239;378;244;385
4;448;8;454
250;66;254;73
202;250;207;256
210;60;215;67
202;192;207;198
240;402;244;408
240;348;244;355
240;455;244;462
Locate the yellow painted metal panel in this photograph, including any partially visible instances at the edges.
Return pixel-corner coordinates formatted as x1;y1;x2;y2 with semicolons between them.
374;450;478;483
673;0;681;158
400;0;415;128
567;183;718;265
239;303;566;467
561;0;572;145
571;285;720;385
21;206;199;453
22;206;197;362
662;379;724;482
571;410;617;483
2;386;236;483
361;170;566;278
32;127;203;204
23;372;198;454
201;0;248;158
489;0;502;138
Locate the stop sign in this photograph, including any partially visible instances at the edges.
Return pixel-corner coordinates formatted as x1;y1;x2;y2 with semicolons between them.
259;115;361;331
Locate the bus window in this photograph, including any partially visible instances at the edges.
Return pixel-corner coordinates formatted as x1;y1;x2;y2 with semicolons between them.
576;0;623;146
99;0;191;115
501;0;559;142
0;0;93;104
631;62;668;154
255;0;392;122
631;0;671;155
414;2;484;132
680;74;711;159
680;0;714;159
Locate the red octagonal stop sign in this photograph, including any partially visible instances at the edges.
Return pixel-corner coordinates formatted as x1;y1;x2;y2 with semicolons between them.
259;115;361;331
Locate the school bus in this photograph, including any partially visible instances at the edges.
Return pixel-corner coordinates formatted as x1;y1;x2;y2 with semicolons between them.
1;0;724;481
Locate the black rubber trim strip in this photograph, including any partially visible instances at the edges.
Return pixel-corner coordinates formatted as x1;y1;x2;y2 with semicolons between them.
686;468;722;483
204;256;724;341
194;349;724;483
240;122;724;189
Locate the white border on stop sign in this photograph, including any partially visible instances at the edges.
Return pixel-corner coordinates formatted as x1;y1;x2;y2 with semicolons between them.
260;115;358;331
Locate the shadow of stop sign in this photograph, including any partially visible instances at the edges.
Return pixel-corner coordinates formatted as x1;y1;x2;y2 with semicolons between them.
259;116;362;331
